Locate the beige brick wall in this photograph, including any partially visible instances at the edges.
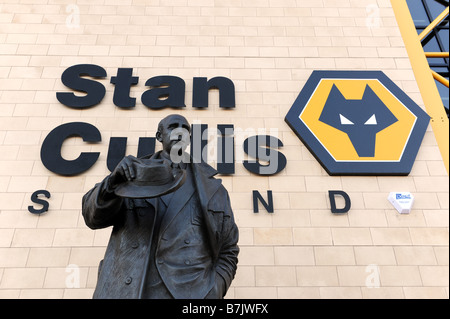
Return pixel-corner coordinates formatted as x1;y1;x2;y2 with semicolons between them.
0;0;448;299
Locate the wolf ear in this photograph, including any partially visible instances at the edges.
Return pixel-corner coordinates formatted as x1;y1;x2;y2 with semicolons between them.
361;84;399;130
329;84;346;102
362;85;378;100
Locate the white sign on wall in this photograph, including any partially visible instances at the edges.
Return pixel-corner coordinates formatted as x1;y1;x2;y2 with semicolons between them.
388;192;415;214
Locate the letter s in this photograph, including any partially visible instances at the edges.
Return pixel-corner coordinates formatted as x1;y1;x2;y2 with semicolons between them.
243;135;287;176
56;64;107;109
28;190;51;215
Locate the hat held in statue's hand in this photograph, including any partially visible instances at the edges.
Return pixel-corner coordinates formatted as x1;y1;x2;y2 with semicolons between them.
114;158;186;199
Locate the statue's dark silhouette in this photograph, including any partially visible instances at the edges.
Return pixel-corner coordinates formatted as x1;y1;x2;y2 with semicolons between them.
82;114;239;299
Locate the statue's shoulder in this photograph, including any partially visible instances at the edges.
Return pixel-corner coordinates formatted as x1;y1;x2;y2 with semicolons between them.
140;152;158;160
194;161;218;179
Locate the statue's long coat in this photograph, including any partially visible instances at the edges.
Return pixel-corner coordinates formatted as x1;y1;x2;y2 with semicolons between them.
82;152;239;299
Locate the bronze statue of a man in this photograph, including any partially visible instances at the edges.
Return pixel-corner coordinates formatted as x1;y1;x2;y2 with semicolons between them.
82;114;239;299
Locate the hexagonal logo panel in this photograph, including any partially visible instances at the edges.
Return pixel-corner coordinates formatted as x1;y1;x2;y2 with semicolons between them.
285;71;430;175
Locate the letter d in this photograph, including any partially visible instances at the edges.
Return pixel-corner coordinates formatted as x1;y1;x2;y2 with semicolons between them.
329;190;351;214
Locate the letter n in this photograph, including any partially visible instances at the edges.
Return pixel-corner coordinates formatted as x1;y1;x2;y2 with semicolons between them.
253;190;274;213
193;77;235;109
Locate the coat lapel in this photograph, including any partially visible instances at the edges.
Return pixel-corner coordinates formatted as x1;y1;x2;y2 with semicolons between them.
142;152;222;243
193;161;222;206
156;165;195;236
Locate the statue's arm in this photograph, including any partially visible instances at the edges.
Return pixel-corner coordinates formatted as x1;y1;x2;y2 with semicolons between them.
82;175;125;230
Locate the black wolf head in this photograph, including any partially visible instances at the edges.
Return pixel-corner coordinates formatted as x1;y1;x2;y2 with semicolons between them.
319;84;398;157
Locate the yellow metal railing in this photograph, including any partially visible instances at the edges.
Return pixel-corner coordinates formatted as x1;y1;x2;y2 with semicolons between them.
419;5;449;89
431;70;450;87
418;7;449;42
391;0;449;174
425;52;449;58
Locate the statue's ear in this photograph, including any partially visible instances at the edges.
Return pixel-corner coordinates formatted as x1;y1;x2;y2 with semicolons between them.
156;131;162;142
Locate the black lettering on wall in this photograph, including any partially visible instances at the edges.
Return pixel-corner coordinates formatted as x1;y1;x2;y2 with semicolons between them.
141;76;186;109
193;77;236;109
190;124;208;164
106;137;127;172
243;135;287;176
329;190;351;214
110;68;139;108
137;137;156;158
56;64;107;109
253;190;274;213
217;124;235;175
28;190;51;215
40;122;101;176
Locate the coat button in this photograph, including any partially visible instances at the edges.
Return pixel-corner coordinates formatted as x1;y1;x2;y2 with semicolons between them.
185;260;191;265
131;242;139;249
125;277;132;285
184;239;190;245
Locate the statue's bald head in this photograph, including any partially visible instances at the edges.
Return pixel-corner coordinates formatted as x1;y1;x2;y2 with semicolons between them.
156;114;191;158
157;114;190;135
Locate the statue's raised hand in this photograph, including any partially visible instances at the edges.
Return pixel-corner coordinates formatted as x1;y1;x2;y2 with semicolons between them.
108;155;138;189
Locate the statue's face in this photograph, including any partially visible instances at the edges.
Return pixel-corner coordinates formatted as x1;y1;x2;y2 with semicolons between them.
157;115;191;159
